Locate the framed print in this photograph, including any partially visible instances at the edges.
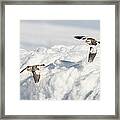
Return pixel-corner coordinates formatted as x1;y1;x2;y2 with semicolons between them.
0;0;119;119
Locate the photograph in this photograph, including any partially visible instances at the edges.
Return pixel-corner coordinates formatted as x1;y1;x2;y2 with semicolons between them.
20;20;100;100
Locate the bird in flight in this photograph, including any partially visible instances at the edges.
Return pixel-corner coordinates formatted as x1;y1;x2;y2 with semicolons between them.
74;35;100;62
20;64;45;83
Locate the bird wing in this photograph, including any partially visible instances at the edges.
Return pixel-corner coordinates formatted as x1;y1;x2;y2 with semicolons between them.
20;66;28;73
74;36;86;40
20;66;32;73
20;64;46;73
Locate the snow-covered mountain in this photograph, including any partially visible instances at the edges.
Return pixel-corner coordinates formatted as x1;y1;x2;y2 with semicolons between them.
20;44;100;100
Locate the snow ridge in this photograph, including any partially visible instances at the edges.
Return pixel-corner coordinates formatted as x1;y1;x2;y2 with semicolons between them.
20;44;100;100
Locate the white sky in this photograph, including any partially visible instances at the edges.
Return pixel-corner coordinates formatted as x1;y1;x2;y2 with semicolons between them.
20;20;100;50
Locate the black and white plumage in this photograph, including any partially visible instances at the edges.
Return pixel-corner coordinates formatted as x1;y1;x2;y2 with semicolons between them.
74;36;100;45
74;35;100;62
20;64;45;83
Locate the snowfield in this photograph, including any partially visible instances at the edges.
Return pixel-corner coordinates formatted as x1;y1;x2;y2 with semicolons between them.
20;44;100;100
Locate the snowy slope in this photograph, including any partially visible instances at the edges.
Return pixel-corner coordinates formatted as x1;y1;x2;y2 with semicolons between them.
20;44;100;100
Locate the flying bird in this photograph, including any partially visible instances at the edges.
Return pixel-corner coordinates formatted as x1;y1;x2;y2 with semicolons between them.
20;64;45;83
74;35;100;45
74;35;100;62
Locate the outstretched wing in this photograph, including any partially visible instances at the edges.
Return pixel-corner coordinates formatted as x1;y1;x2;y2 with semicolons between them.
74;36;86;40
35;64;45;69
20;67;28;73
20;66;32;73
74;36;100;44
36;64;45;66
20;64;46;73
